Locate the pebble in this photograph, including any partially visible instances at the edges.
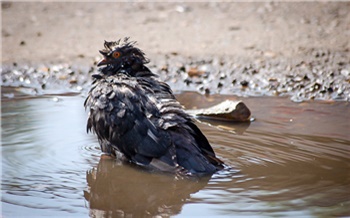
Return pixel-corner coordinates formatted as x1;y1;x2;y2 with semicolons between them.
187;67;205;77
1;48;349;102
240;80;249;87
175;5;190;13
341;69;349;77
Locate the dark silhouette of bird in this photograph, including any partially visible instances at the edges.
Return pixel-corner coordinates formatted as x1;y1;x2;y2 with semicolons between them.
84;37;224;175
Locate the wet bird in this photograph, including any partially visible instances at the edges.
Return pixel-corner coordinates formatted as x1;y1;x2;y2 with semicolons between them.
84;38;224;175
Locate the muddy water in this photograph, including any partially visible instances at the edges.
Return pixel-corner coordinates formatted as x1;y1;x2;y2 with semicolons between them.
1;87;350;217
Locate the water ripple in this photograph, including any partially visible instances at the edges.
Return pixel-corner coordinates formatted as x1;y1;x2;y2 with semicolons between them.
2;90;350;217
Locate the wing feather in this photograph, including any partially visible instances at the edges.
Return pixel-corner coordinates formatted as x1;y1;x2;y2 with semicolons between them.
85;72;223;174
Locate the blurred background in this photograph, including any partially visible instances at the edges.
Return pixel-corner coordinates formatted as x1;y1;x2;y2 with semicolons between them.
2;2;350;65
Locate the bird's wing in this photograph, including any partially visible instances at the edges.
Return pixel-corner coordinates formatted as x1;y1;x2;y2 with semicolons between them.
139;78;224;174
85;76;174;167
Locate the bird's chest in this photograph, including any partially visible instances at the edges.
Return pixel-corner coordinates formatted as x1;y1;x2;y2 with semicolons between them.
90;76;136;110
89;76;159;125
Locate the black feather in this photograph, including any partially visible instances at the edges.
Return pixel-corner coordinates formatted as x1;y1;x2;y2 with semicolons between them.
85;38;224;175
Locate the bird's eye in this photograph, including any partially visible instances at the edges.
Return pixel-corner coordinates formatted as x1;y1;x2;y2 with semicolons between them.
112;51;121;58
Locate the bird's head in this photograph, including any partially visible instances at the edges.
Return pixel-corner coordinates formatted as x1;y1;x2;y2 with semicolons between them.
97;37;149;74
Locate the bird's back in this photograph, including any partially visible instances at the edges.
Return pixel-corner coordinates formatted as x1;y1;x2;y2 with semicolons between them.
85;38;224;175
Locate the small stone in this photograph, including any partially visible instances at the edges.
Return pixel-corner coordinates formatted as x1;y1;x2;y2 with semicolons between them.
184;78;191;85
293;76;303;82
313;83;321;91
240;80;249;87
187;67;205;77
178;65;186;72
51;65;60;72
204;88;210;95
341;69;349;77
58;75;67;80
264;51;277;58
69;79;78;84
251;69;258;74
24;78;31;84
175;5;190;13
219;73;226;79
291;95;303;103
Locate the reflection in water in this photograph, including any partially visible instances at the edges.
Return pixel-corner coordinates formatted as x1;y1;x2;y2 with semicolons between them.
1;87;350;217
196;118;251;135
84;157;210;217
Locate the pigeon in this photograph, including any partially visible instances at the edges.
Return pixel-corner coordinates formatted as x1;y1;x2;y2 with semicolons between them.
84;37;224;175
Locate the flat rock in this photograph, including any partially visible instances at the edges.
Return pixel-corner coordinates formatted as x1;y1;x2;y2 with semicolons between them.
187;100;251;122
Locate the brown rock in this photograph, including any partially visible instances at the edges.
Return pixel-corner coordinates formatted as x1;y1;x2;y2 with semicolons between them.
187;100;251;122
187;67;205;77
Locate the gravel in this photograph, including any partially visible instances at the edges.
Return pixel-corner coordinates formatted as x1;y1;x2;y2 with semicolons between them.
2;48;349;102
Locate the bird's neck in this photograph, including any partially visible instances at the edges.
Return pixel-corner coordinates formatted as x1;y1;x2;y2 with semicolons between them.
100;63;155;78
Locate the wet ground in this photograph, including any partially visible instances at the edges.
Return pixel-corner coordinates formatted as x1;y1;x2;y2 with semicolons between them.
2;47;350;103
1;87;349;217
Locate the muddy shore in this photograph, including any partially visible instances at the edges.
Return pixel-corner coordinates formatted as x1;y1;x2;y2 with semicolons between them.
2;2;350;101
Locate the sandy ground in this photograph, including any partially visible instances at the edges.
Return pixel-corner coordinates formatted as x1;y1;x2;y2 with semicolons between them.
1;2;350;101
2;2;349;64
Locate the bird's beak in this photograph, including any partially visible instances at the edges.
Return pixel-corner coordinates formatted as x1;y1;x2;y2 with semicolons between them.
97;58;108;66
97;50;109;66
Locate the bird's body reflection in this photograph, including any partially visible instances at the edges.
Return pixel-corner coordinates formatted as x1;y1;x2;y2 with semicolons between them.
84;156;211;217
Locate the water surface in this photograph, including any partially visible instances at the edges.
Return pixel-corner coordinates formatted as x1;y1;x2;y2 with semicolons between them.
1;87;350;217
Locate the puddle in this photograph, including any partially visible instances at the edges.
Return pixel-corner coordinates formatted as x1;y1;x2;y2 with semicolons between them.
1;87;350;217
